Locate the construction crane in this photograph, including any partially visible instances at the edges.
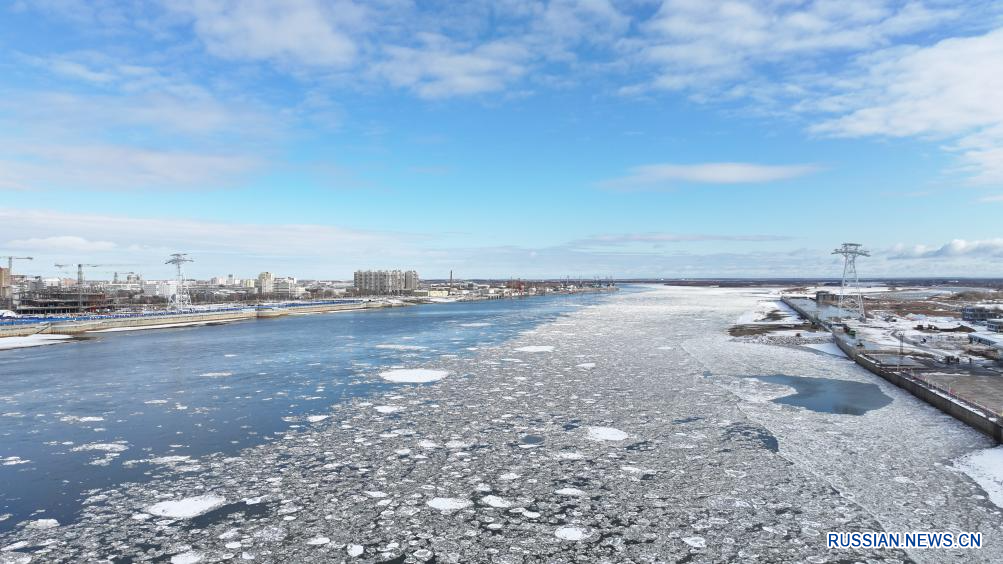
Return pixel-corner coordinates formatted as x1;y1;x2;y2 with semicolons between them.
1;256;33;308
54;263;135;313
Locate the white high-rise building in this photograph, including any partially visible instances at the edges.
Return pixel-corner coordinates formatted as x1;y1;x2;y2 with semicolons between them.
354;270;419;295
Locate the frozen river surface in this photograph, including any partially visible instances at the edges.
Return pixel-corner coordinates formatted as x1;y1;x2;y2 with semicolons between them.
1;286;1001;563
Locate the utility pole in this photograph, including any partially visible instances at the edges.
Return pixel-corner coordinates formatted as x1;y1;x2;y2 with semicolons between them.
165;253;194;310
1;256;33;309
832;243;870;321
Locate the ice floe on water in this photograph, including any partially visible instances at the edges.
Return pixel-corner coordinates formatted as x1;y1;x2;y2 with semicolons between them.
199;371;233;378
426;497;472;511
305;415;329;423
514;345;554;353
555;526;589;541
1;456;29;466
584;426;628;441
379;368;449;383
374;405;403;414
955;446;1003;508
24;519;58;530
375;344;428;351
480;495;512;508
459;322;491;327
576;362;596;369
71;442;127;453
170;551;203;564
147;495;227;519
682;536;707;548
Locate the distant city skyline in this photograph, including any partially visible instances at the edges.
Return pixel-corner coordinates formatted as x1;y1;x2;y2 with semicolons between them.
2;1;1003;278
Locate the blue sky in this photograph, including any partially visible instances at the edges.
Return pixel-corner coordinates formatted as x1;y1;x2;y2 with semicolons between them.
2;0;1003;280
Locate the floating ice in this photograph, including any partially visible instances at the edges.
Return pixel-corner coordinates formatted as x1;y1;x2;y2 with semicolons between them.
24;519;59;530
955;446;1003;508
460;322;491;327
514;346;554;353
347;544;364;557
306;415;329;423
576;362;596;369
682;536;707;548
200;372;233;378
170;552;203;564
555;526;589;541
375;344;427;351
374;405;403;414
146;494;227;519
1;456;29;466
71;443;128;453
481;495;512;508
426;497;472;511
379;369;449;383
585;426;628;441
306;537;330;546
555;487;586;496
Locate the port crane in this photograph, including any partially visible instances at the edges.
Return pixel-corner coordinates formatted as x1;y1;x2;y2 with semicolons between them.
1;256;33;308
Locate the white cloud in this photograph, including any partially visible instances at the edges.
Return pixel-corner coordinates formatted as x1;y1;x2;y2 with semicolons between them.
0;144;259;191
811;27;1003;184
377;37;531;98
888;239;1003;259
628;0;955;94
169;0;363;68
5;236;117;253
599;162;819;190
573;233;794;246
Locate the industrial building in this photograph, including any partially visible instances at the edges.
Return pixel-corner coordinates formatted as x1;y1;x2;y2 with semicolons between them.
353;270;419;295
962;305;1003;322
987;319;1003;333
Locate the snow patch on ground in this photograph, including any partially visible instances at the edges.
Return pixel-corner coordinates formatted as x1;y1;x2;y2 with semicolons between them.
380;369;449;383
0;334;72;351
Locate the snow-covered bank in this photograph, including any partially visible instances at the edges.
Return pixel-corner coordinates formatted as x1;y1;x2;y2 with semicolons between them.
0;334;72;351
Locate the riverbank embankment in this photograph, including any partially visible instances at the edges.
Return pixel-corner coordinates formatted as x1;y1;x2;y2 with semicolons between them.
782;296;1003;442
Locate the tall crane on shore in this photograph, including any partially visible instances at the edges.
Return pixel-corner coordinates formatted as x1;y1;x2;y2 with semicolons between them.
55;263;136;313
1;256;33;308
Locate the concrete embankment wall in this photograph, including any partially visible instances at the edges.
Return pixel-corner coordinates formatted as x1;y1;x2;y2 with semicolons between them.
0;324;53;338
50;309;258;334
1;301;397;336
781;296;1003;442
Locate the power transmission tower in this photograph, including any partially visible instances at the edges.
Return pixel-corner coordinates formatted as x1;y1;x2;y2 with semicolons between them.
832;243;870;321
165;253;194;310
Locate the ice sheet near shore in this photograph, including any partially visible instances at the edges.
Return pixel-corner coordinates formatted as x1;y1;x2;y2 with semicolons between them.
0;334;72;351
4;284;1002;563
955;446;1003;509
